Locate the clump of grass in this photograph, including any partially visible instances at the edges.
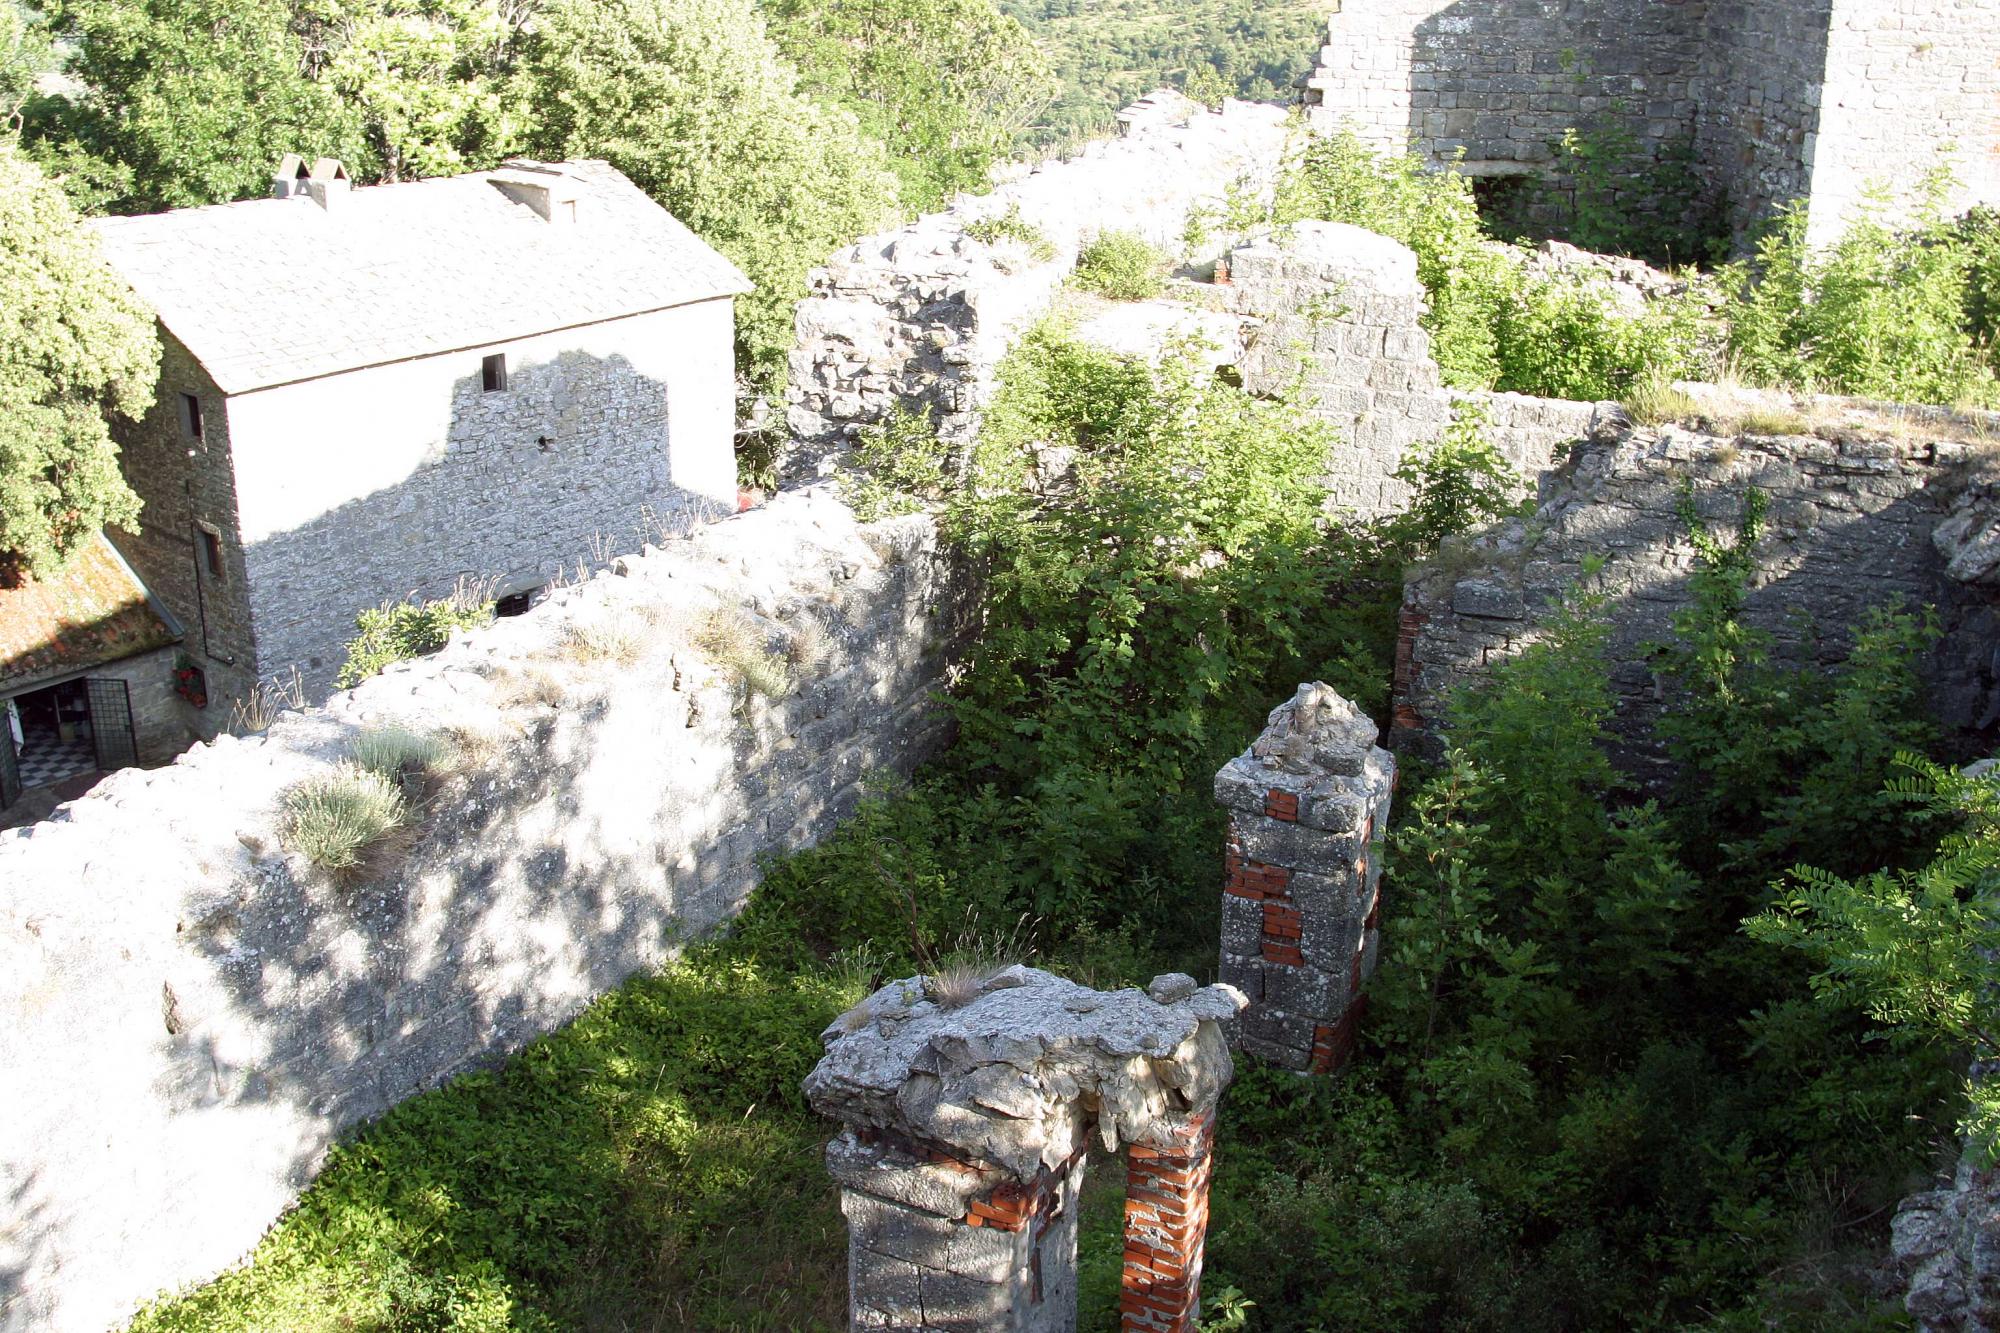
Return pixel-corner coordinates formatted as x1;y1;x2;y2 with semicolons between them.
1073;229;1166;301
1738;406;1812;436
350;725;446;779
228;668;305;736
696;608;792;700
924;961;996;1010
281;764;410;877
1622;378;1700;426
494;664;569;711
559;610;646;666
963;204;1056;261
786;612;833;674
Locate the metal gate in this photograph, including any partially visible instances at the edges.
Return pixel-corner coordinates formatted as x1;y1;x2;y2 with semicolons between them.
86;677;138;772
0;709;19;809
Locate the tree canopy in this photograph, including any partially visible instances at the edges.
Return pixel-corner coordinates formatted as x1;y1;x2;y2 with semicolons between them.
523;0;896;388
0;142;156;579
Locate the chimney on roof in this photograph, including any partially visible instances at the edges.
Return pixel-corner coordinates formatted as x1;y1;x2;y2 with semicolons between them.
270;153;310;198
492;161;581;225
304;158;350;212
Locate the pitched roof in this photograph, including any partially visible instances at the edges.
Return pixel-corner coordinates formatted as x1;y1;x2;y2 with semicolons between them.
92;160;754;395
0;535;179;693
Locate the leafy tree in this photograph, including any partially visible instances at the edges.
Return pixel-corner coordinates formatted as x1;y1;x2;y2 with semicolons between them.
762;0;1052;211
305;0;532;182
523;0;896;390
0;142;155;579
1751;754;2000;1162
2;1;56;127
30;0;369;213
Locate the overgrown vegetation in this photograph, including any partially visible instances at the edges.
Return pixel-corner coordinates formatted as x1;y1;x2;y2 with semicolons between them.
1071;229;1166;301
337;587;495;688
1723;176;2000;409
136;322;1979;1329
1274;131;1706;402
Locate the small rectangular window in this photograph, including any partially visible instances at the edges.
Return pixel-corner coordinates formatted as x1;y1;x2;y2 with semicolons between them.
481;353;508;393
197;524;225;580
178;392;204;442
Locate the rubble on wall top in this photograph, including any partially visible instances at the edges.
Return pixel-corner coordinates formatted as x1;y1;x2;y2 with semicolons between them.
804;965;1244;1180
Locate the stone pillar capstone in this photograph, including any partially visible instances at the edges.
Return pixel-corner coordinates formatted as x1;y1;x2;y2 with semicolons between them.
805;966;1245;1332
1215;683;1395;1073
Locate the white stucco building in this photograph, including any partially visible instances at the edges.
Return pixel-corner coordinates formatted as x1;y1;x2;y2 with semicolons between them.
94;157;751;715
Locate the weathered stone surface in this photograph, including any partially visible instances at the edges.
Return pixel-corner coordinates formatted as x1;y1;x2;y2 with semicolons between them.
806;968;1242;1178
1216;683;1393;1075
0;487;973;1333
1392;415;2000;771
1298;0;2000;250
1893;1159;2000;1332
785;95;1292;481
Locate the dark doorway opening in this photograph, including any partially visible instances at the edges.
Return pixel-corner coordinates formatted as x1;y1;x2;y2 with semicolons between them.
1;676;138;806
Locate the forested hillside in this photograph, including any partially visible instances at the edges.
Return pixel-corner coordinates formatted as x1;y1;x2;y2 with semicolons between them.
1001;0;1325;146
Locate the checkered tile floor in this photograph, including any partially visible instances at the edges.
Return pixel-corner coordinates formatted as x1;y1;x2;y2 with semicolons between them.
15;733;96;790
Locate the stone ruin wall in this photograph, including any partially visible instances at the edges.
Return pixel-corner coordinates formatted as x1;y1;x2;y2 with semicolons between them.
0;489;970;1333
784;93;1291;481
1225;220;1618;517
1391;400;2000;778
1301;0;2000;248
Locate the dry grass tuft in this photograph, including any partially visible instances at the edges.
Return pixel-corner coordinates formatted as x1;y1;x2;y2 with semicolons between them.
1621;379;1700;427
493;665;570;711
281;763;410;879
696;608;792;700
229;668;306;736
559;610;647;666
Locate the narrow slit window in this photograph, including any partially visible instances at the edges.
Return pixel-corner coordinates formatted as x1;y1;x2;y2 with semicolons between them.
178;392;204;442
198;525;225;580
481;353;508;393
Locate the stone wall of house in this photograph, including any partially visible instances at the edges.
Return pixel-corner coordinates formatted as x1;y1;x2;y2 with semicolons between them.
0;487;970;1333
1227;222;1619;518
112;333;261;736
1391;407;2000;776
783;93;1291;482
225;298;741;700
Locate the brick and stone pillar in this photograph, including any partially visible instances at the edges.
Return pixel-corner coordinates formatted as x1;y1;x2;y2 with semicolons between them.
1120;1112;1217;1333
806;966;1245;1333
828;1127;1088;1330
1215;683;1394;1073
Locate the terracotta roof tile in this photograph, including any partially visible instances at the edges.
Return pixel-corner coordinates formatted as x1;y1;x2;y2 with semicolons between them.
0;535;179;692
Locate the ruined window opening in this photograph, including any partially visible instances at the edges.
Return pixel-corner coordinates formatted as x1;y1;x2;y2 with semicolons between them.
197;524;225;580
494;586;541;618
481;353;508;393
178;392;204;443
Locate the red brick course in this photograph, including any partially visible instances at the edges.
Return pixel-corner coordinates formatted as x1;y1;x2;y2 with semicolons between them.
1120;1115;1217;1333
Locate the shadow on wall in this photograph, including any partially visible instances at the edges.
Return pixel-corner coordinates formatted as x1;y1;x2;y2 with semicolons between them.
1395;434;2000;778
0;492;968;1332
1406;0;1707;184
237;349;732;699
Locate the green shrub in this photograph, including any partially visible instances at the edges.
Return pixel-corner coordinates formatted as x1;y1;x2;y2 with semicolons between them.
1275;131;1705;400
1724;178;2000;409
281;763;410;875
1072;229;1166;300
843;404;950;520
962;204;1056;261
337;591;494;687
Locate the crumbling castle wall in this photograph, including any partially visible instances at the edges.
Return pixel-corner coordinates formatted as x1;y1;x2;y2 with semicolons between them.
1227;221;1619;517
0;488;969;1333
1392;404;2000;774
1300;0;2000;247
784;93;1290;482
